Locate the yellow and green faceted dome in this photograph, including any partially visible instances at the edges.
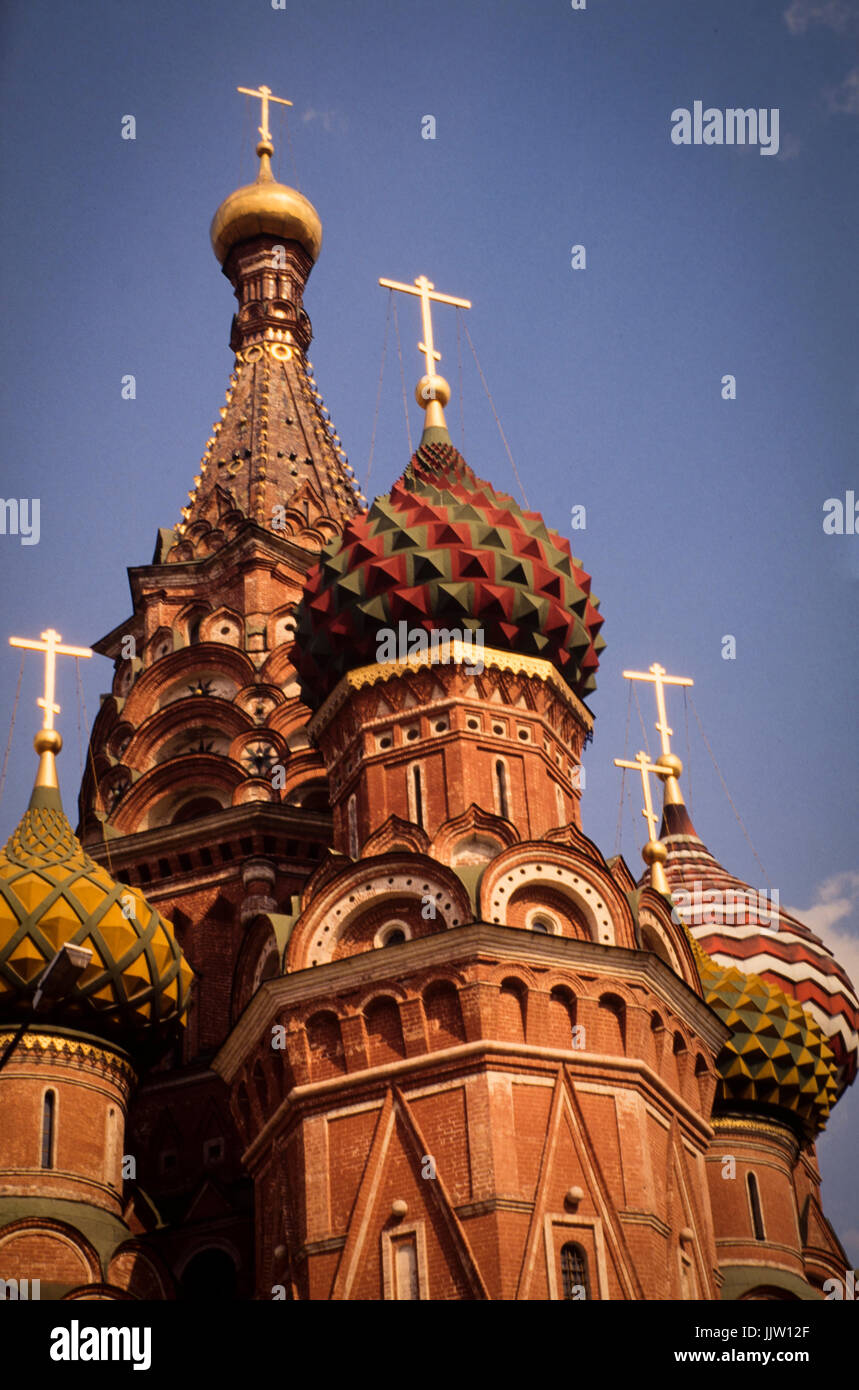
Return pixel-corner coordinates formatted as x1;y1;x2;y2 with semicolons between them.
0;780;192;1051
698;952;839;1138
296;438;605;706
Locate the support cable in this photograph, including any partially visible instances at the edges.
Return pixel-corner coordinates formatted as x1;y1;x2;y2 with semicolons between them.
391;297;413;456
461;317;529;508
688;693;772;890
683;688;693;819
633;684;652;761
456;307;465;452
0;655;24;813
614;679;633;856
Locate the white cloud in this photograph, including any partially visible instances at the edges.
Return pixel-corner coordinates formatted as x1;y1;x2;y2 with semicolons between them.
784;0;855;33
826;65;859;113
786;870;859;989
301;107;345;134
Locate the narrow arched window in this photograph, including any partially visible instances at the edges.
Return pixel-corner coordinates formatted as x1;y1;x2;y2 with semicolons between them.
495;760;510;820
747;1172;765;1241
412;765;424;828
347;795;358;857
394;1237;419;1300
560;1242;589;1300
41;1090;56;1169
188;614;203;644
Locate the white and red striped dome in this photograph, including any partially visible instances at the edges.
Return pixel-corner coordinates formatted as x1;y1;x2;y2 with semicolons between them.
657;794;858;1091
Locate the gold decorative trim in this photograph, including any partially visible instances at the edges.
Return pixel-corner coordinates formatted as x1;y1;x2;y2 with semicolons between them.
710;1116;797;1139
0;1031;136;1082
309;644;594;738
236;341;297;366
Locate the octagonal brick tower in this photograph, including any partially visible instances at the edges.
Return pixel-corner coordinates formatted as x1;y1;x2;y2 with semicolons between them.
212;367;734;1302
0;725;191;1298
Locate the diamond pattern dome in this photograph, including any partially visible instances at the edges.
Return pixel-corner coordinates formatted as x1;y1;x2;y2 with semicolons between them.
0;793;192;1050
296;438;605;706
698;952;840;1137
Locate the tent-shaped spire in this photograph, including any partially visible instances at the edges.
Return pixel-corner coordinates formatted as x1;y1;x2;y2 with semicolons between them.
165;83;364;560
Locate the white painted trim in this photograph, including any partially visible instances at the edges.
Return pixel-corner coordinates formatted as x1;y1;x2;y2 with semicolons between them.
382;1220;429;1300
543;1214;608;1300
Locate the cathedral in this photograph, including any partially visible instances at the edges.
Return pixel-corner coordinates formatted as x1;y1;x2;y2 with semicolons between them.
0;87;856;1303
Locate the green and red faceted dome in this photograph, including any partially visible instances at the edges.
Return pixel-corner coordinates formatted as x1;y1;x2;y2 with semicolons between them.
296;438;605;705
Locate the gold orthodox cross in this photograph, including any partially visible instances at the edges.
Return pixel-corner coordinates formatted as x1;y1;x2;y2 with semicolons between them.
378;275;471;378
622;662;693;759
237;84;293;145
614;750;665;842
9;629;92;731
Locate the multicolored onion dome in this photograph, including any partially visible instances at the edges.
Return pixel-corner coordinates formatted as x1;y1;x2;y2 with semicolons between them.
660;796;858;1091
0;782;192;1052
295;437;605;706
697;952;839;1138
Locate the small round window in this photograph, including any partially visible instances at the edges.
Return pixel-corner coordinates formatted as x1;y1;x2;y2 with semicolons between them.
529;913;556;936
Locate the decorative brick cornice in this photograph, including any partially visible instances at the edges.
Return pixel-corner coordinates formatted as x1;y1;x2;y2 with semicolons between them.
308;645;595;740
0;1030;136;1086
214;923;729;1084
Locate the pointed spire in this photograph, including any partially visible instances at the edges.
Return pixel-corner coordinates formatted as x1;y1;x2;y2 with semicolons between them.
653;752;702;840
170;85;364;555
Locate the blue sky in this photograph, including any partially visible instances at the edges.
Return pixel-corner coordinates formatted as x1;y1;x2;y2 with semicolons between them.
1;0;857;1259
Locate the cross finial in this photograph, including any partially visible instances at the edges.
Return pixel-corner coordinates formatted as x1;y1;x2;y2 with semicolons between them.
622;662;694;760
378;274;471;431
614;750;664;842
237;83;293;153
9;629;92;732
614;749;671;895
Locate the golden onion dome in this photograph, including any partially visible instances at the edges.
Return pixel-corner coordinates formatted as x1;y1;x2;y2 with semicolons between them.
210;143;322;266
697;952;839;1138
0;732;192;1051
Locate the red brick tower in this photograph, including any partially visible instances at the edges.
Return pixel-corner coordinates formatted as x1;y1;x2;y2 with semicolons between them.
73;102;364;1296
210;300;733;1300
0;668;192;1299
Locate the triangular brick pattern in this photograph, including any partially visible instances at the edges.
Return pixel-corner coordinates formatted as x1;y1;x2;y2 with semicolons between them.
655;802;858;1088
327;1088;489;1301
296;439;605;704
